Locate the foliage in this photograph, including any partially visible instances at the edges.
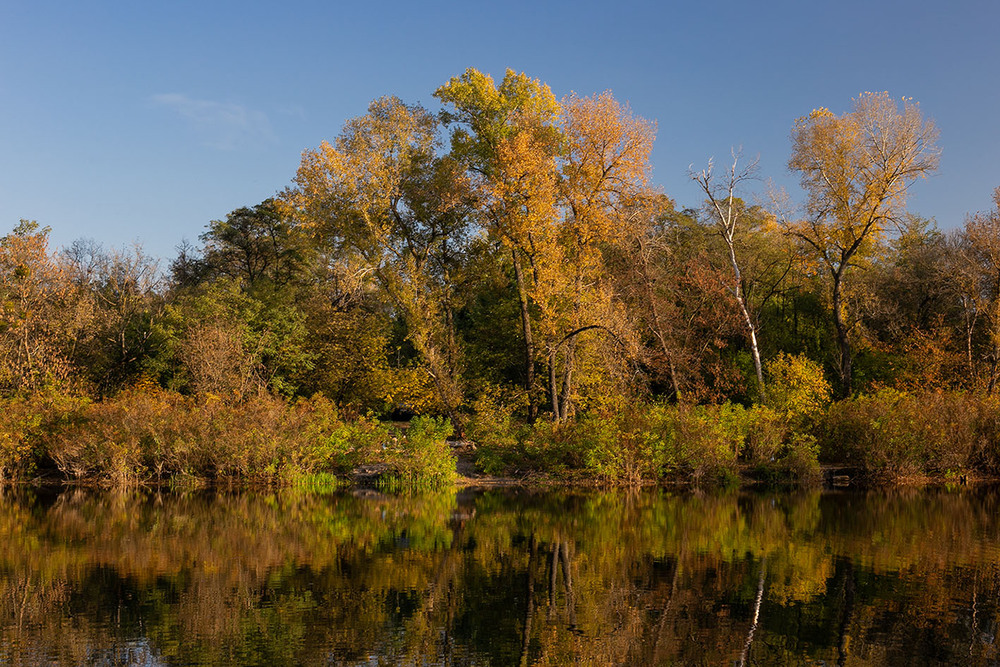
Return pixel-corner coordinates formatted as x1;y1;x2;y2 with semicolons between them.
0;391;89;483
466;386;528;475
787;92;940;396
818;389;998;482
764;352;831;423
379;416;457;489
5;74;1000;489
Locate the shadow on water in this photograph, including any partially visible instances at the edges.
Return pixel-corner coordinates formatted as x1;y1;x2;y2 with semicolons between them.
2;485;1000;665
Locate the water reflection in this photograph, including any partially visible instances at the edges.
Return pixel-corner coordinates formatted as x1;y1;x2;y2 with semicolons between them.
1;486;1000;665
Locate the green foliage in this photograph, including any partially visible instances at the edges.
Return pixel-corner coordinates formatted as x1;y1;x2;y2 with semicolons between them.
467;387;528;475
380;417;457;489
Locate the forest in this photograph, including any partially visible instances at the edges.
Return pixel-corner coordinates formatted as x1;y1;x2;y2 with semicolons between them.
3;68;1000;487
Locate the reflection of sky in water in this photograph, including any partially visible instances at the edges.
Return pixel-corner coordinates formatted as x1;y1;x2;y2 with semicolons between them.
1;487;999;665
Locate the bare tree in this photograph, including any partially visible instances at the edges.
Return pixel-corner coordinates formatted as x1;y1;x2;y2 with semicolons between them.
692;150;767;398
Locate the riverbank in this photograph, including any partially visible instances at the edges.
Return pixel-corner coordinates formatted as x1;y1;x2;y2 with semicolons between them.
4;387;1000;491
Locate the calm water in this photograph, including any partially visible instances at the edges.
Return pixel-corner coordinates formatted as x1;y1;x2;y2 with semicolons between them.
1;485;999;665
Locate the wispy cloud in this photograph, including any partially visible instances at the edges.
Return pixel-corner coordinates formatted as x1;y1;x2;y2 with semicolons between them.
151;93;275;150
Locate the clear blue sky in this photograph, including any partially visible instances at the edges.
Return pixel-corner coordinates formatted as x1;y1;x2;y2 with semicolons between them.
2;0;998;259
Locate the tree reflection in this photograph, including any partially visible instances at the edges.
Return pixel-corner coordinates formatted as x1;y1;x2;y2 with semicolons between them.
0;487;999;664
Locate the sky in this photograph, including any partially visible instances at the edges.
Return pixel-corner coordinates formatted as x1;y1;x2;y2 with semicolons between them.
2;0;998;260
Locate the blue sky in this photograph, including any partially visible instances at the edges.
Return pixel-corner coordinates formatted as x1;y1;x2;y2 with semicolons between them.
2;0;998;259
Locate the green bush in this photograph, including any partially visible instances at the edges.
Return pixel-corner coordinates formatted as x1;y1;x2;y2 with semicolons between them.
380;416;456;489
576;401;742;486
467;388;529;475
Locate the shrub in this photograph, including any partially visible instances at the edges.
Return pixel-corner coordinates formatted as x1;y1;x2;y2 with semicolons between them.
467;387;528;475
765;353;832;425
819;389;979;482
43;390;387;487
380;416;456;489
0;392;89;483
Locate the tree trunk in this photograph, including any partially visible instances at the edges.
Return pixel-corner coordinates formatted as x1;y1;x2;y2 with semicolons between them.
558;340;577;420
548;347;560;419
832;271;853;398
727;238;765;401
512;251;537;421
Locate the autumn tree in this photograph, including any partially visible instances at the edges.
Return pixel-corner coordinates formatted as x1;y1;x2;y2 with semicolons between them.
437;70;655;420
948;188;1000;391
0;221;89;395
282;96;474;427
548;92;654;418
62;240;165;396
787;92;940;396
608;198;745;402
435;68;561;419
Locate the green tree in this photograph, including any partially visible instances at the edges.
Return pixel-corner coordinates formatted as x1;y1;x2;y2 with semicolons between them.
172;199;307;288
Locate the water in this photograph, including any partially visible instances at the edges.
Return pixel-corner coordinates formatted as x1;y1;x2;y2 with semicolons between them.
1;485;999;665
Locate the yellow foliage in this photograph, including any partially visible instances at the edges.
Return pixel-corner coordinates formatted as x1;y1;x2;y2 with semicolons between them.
764;352;832;422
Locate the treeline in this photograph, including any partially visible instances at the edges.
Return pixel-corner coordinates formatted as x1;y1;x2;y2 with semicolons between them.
4;69;1000;485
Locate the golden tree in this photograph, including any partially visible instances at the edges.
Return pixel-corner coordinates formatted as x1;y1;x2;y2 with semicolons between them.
0;221;90;394
437;71;655;420
548;92;654;418
788;92;939;396
435;68;561;419
282;97;473;427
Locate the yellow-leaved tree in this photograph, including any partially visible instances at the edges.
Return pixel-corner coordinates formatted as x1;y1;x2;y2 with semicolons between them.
282;97;474;429
437;70;655;420
435;68;562;420
787;92;939;396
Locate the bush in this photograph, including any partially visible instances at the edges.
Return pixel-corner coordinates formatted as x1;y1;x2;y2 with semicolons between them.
819;389;980;482
568;401;742;486
467;387;528;475
42;390;392;487
380;416;456;489
765;353;832;425
0;392;89;483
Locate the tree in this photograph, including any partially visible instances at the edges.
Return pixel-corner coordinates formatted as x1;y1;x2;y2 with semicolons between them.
548;91;654;418
63;240;165;397
0;221;88;394
192;199;306;287
282;96;474;428
435;68;561;420
437;71;655;420
787;92;940;396
692;151;769;399
949;188;1000;391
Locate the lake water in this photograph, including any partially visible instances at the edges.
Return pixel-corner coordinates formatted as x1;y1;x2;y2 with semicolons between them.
1;485;999;665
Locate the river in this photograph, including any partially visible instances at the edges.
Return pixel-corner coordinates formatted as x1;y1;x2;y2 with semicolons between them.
1;485;998;665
